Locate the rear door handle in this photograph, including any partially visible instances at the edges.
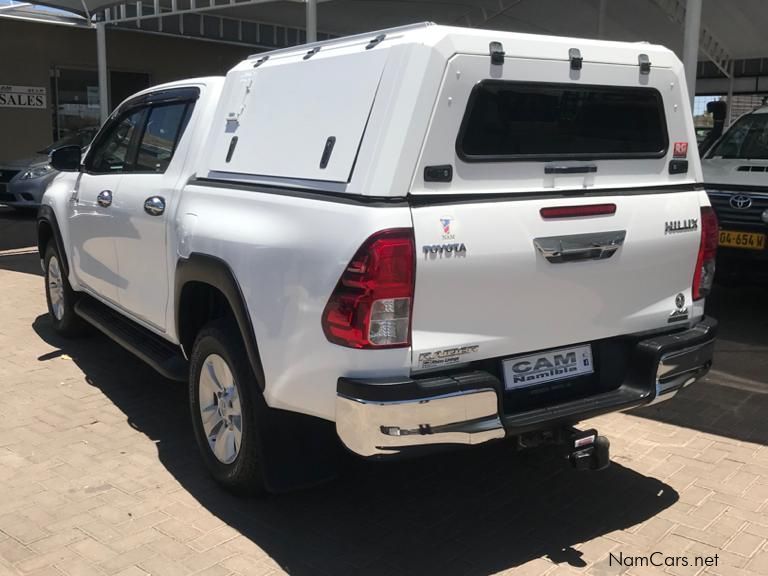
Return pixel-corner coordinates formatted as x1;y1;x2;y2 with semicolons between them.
144;196;166;216
544;165;598;175
533;230;626;263
97;190;112;207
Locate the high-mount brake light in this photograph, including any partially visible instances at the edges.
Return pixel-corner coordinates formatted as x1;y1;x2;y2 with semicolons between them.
322;229;415;349
692;206;718;300
540;204;617;219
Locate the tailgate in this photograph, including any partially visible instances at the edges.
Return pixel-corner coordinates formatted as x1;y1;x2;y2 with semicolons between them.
409;52;703;371
410;192;702;370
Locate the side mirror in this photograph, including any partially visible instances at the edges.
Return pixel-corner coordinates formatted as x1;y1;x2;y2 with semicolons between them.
707;100;727;121
49;145;82;172
700;100;729;155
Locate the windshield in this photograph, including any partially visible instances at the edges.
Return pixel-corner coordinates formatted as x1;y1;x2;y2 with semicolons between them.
40;128;99;154
710;113;768;159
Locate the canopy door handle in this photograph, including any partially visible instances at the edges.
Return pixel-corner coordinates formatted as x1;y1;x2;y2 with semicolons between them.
544;165;598;175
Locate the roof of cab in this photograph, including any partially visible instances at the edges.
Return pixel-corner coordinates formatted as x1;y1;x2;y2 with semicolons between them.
113;76;224;111
129;76;224;98
112;76;225;114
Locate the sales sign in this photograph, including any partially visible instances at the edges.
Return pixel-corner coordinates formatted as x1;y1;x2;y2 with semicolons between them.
0;85;47;109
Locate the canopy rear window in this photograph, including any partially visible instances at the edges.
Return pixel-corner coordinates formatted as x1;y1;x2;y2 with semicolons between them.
457;81;668;161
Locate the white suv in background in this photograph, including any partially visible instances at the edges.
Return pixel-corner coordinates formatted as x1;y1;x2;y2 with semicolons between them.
702;105;768;279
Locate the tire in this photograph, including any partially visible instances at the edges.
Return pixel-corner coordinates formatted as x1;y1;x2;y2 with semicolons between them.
44;242;85;337
189;319;266;494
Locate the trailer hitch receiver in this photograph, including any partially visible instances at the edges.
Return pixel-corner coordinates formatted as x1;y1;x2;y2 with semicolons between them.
568;428;610;471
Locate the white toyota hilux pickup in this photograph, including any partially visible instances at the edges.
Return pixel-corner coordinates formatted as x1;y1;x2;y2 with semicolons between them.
39;23;717;493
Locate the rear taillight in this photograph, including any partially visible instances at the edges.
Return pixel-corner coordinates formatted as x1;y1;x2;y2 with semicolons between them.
322;229;415;348
693;206;718;300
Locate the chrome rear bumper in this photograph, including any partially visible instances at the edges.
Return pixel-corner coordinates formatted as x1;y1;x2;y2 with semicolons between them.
336;317;717;458
337;381;505;457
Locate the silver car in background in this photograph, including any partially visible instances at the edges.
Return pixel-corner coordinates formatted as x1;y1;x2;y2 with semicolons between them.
0;127;97;211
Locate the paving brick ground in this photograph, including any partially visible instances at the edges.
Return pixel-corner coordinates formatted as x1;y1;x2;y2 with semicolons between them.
0;207;767;576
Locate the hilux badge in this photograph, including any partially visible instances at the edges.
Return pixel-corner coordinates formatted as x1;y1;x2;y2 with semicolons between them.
665;219;698;234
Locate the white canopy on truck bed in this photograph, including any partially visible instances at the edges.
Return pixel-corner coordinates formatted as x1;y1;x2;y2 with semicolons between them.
200;24;697;195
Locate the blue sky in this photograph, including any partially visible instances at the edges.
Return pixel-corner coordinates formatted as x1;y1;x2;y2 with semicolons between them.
0;0;79;16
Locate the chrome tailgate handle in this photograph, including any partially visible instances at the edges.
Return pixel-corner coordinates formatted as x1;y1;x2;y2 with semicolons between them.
533;230;626;263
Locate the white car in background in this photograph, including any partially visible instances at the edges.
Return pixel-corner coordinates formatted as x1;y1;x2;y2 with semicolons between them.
0;127;97;211
702;105;768;280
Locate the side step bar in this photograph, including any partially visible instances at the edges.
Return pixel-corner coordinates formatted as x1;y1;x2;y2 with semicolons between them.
75;295;188;381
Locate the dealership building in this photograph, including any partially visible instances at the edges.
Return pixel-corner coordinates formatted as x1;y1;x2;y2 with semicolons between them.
3;0;768;162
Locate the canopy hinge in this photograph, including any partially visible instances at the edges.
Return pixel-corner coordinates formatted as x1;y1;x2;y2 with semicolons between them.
569;48;583;71
638;53;652;75
489;41;505;65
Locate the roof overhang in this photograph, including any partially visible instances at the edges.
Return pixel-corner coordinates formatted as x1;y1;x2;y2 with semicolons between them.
6;0;768;63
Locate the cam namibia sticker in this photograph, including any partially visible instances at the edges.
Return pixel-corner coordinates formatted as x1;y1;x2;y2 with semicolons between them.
503;344;594;390
417;345;479;369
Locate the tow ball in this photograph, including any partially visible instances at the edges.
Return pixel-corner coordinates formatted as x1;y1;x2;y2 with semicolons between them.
567;428;610;471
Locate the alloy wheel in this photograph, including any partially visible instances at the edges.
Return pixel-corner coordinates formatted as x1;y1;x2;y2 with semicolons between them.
198;353;243;464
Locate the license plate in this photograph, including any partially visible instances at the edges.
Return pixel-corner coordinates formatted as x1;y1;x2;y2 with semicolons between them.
718;230;766;250
503;344;594;390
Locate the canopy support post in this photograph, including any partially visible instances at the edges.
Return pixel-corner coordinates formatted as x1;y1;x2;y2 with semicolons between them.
597;0;608;39
96;22;109;124
683;0;702;110
726;60;735;126
306;0;317;43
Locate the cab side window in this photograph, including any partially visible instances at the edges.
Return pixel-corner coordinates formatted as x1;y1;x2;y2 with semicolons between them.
86;109;145;173
134;103;193;173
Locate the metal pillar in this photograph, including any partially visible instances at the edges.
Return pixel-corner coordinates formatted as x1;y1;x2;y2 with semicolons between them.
597;0;608;39
96;22;109;124
726;60;735;126
306;0;317;43
682;0;702;109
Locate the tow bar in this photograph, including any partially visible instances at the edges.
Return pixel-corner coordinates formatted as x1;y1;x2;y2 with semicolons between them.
515;426;611;471
567;428;610;471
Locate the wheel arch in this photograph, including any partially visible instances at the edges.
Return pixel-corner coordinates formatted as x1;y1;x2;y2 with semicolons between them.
37;205;69;276
175;253;265;391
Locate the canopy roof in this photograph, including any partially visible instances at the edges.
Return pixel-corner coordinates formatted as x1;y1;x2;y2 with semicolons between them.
12;0;768;62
